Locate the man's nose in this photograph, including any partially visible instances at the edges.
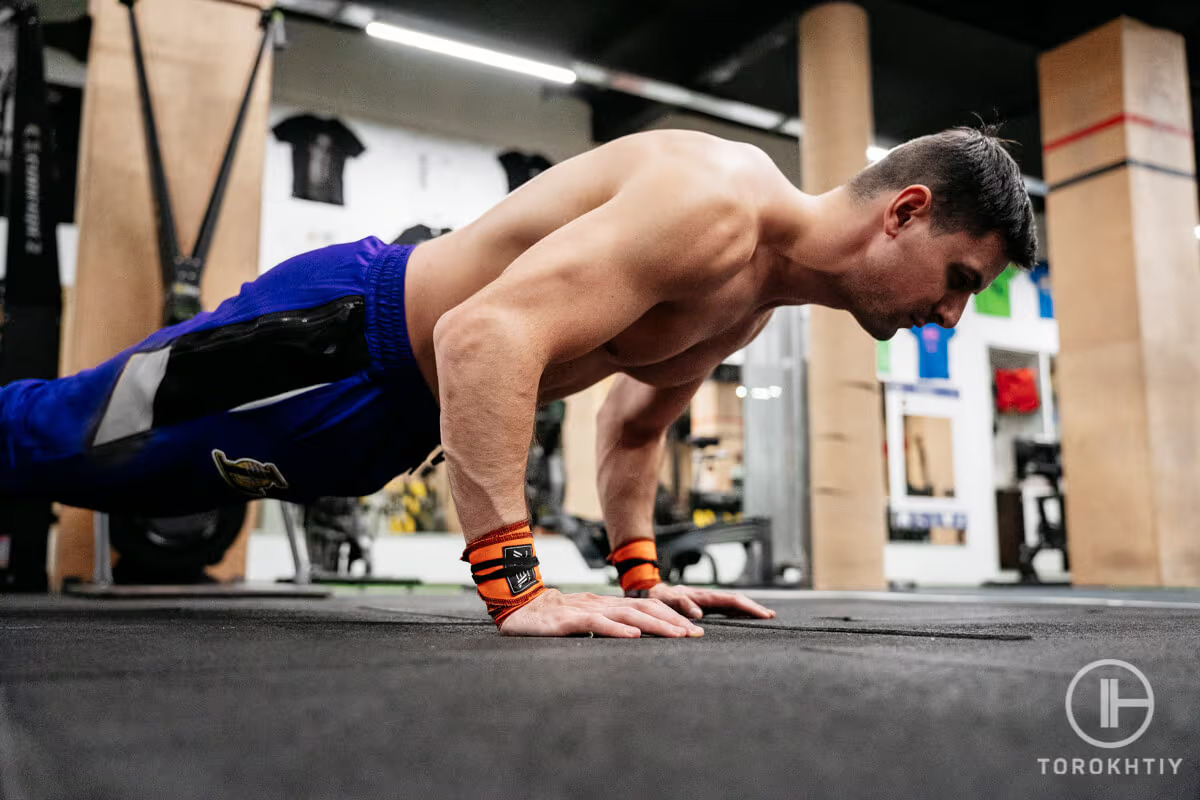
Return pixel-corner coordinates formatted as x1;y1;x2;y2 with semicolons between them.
934;295;968;329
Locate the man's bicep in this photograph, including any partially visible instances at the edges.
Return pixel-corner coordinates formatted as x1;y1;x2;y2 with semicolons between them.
459;204;657;364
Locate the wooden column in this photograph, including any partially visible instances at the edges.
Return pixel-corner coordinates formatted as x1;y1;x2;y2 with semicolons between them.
54;0;273;586
1038;17;1200;586
799;3;887;589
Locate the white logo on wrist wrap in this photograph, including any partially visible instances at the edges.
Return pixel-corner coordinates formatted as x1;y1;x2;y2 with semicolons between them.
504;544;536;594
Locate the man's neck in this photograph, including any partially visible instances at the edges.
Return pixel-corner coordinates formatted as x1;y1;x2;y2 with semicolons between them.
756;185;872;311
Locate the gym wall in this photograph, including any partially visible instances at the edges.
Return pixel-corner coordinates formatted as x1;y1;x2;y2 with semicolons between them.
879;240;1061;585
259;104;511;272
271;18;593;165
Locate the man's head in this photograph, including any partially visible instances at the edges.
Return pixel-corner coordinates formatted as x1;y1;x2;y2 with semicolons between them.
839;124;1037;340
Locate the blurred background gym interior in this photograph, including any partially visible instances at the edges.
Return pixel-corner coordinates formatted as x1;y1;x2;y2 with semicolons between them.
1;1;1198;798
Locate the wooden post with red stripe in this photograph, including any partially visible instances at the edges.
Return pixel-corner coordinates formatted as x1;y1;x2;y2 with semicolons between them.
1038;17;1200;586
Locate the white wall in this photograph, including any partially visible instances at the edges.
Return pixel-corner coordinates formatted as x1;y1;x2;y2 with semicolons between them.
880;267;1060;586
260;104;512;273
272;19;594;165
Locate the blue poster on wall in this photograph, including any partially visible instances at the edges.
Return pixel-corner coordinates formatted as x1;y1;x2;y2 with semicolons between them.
1030;261;1054;319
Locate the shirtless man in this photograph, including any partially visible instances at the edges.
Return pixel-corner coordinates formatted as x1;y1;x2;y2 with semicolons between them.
0;124;1036;637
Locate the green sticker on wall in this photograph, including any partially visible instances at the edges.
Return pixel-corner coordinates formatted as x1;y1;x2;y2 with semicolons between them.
975;264;1019;317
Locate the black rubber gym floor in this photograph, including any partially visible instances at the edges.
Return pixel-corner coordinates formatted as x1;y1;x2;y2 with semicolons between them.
2;589;1198;800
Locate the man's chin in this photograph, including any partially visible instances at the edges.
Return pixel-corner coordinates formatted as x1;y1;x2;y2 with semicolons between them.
853;313;897;341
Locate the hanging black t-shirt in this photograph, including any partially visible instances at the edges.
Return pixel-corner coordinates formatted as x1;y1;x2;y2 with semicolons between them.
392;223;453;246
272;114;365;206
497;149;553;192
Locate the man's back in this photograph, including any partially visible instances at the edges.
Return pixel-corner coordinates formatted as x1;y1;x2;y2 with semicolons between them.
404;129;787;401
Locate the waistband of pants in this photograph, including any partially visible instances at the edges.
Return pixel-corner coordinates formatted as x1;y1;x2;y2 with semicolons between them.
363;242;428;394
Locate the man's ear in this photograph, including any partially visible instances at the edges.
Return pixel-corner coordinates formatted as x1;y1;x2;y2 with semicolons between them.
885;185;933;236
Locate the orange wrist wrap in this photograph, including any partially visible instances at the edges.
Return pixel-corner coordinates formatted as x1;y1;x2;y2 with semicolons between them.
609;537;662;594
462;521;545;626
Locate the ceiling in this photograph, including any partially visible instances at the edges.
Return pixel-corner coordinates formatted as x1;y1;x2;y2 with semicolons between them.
363;0;1200;183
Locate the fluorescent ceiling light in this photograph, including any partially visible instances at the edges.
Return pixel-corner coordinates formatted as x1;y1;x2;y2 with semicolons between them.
1023;175;1048;196
779;118;804;137
608;72;784;129
866;145;891;162
365;21;576;84
1194;225;1200;241
356;18;1045;197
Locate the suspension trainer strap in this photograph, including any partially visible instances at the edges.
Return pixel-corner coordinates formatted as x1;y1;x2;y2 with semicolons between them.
0;1;62;591
120;1;280;325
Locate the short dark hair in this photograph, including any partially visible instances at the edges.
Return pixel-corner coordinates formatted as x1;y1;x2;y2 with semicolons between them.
848;123;1038;270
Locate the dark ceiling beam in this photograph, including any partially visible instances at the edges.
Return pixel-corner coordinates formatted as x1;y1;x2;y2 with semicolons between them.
584;0;803;140
587;91;669;143
877;0;1200;50
693;17;796;90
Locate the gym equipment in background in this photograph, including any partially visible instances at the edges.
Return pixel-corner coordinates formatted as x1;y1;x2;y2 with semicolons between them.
551;422;770;588
686;434;743;525
70;501;331;599
301;496;372;578
108;505;247;585
0;2;64;592
557;513;775;589
1013;438;1068;584
526;400;566;530
278;451;447;588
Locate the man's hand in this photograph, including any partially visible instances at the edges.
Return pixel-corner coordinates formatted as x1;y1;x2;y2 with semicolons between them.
498;588;705;638
647;583;776;620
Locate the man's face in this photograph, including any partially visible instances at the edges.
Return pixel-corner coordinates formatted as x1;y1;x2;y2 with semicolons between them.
842;188;1011;340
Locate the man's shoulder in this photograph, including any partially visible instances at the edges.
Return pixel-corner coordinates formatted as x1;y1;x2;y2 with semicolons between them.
603;129;774;175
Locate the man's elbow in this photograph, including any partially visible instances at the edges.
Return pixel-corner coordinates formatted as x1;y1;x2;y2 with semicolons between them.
597;404;667;450
433;307;543;374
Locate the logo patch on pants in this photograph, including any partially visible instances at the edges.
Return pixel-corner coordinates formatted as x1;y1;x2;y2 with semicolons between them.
212;449;289;497
504;544;537;595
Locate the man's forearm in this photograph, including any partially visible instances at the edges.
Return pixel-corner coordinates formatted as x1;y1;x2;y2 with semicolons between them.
596;425;666;548
595;375;703;550
434;313;539;544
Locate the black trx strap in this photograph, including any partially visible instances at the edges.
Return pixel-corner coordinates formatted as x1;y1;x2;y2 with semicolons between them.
121;0;283;326
469;555;541;585
0;1;63;591
109;3;283;586
1;1;61;379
